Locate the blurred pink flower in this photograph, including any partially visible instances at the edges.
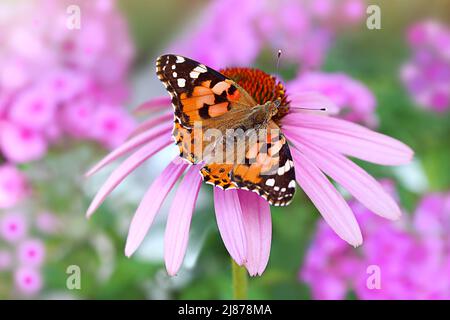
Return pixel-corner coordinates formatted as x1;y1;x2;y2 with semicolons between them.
0;121;48;163
86;66;412;276
14;267;42;295
8;85;57;130
288;72;378;126
60;98;96;139
0;58;29;91
35;211;60;234
308;0;365;23
407;20;450;56
0;0;135;163
170;0;261;69
0;164;29;209
0;214;49;295
301;220;360;299
401;20;450;112
40;70;89;103
341;0;365;22
171;0;365;70
90;105;136;149
0;212;28;242
309;0;334;19
17;239;46;267
301;189;450;299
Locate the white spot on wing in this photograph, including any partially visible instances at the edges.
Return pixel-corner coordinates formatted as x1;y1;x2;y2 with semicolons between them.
190;71;200;79
176;56;185;63
177;78;186;87
193;66;207;73
172;72;177;77
288;180;296;188
265;178;275;187
284;161;291;171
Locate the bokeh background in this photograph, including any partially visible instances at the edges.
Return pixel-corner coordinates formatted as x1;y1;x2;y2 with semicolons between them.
1;0;450;299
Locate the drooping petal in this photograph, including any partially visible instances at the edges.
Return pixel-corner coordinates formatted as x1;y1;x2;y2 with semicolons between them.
128;111;173;139
133;97;171;114
164;164;203;276
125;160;188;257
283;113;413;166
86;133;172;217
213;189;247;265
288;91;339;115
293;139;401;220
85;122;172;177
237;190;272;276
291;147;363;246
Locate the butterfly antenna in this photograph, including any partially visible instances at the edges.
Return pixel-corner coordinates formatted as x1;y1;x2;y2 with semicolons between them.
295;106;327;112
273;50;326;112
276;49;282;76
272;50;283;106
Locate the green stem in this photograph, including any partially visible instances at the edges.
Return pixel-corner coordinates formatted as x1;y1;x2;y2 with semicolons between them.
231;259;248;299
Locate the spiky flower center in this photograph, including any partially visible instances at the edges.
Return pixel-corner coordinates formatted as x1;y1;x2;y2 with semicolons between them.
219;67;290;124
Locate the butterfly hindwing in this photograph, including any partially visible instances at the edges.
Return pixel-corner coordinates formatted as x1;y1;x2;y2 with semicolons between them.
230;121;296;206
200;163;236;189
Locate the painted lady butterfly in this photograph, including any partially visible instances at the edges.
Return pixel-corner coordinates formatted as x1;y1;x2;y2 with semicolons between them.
156;54;296;206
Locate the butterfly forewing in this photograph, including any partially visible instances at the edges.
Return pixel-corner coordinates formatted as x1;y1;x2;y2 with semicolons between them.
156;54;255;129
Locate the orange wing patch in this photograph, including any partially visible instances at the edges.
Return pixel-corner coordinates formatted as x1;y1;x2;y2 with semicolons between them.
172;119;203;164
228;120;296;206
177;80;234;122
200;163;236;189
232;163;263;186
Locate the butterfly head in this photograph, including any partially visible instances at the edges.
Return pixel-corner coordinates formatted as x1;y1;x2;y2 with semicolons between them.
256;100;278;117
272;98;282;109
267;98;281;118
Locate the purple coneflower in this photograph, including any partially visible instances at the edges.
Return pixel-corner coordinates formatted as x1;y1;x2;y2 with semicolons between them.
86;67;413;276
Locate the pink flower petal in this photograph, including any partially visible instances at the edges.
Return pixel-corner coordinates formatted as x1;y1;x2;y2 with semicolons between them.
283;113;413;165
125;160;188;257
128;111;173;139
291;147;363;246
133;97;171;114
292;138;401;220
289;91;339;115
164;164;203;276
238;190;272;276
85;122;172;177
213;189;247;265
86;134;172;217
